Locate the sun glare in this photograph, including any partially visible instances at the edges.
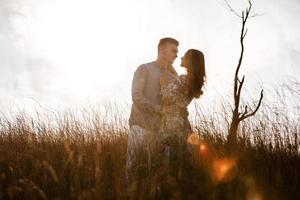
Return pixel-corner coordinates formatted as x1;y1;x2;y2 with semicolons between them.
212;158;237;183
29;0;138;100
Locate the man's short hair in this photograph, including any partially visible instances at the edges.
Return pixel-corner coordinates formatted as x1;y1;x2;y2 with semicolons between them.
158;37;179;49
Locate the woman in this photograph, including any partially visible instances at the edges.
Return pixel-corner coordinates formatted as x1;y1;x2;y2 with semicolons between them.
152;49;206;181
149;49;206;195
159;49;206;137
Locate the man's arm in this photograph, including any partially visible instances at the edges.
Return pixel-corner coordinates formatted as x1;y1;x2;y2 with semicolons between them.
132;65;160;113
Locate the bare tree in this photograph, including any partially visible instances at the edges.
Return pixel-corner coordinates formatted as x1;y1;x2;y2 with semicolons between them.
226;0;264;153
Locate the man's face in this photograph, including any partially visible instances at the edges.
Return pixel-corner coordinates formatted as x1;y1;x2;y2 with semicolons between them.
160;43;178;65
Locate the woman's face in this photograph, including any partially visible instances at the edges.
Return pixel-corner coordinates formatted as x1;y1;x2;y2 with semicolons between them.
180;53;189;68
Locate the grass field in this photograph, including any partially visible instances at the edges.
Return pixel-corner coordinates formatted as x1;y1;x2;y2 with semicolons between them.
0;94;300;199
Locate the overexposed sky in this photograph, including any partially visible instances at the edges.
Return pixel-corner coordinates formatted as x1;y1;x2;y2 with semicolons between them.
0;0;299;113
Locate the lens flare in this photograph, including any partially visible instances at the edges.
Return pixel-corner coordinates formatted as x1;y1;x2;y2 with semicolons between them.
187;133;200;145
199;143;207;152
246;193;263;200
245;176;263;200
212;158;237;183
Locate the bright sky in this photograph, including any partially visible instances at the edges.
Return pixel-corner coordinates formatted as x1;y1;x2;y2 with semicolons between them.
0;0;300;114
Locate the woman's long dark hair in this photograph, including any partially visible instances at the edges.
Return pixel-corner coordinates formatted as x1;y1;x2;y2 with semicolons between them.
185;49;206;98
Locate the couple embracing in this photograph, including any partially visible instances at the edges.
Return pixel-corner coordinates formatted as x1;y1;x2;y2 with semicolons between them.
127;37;206;180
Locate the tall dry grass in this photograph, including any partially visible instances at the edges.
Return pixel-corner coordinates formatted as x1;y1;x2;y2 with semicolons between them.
0;85;300;199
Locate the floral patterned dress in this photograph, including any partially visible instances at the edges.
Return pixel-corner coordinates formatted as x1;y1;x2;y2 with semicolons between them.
160;75;192;138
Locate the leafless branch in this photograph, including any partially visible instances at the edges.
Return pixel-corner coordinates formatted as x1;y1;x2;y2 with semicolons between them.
243;29;248;39
224;0;261;19
239;105;248;118
240;90;264;121
224;0;242;18
237;75;245;100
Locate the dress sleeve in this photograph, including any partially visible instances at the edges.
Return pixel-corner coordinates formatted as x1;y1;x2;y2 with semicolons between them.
132;65;157;112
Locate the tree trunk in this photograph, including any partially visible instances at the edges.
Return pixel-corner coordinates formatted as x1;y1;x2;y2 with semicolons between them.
227;110;239;154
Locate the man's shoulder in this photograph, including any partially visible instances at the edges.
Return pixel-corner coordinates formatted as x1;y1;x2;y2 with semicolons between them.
135;61;157;73
138;61;156;69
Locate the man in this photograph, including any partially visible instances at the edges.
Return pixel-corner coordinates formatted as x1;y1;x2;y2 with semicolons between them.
126;37;179;180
